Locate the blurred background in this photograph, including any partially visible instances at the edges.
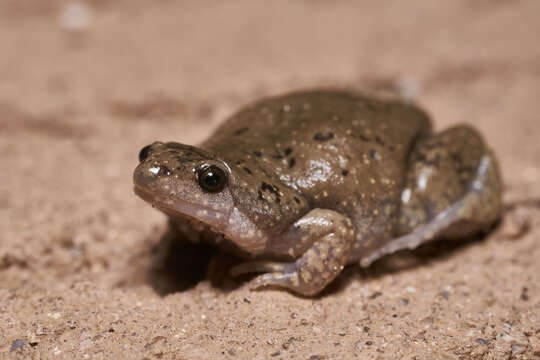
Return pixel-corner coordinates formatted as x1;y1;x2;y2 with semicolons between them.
2;0;539;240
1;1;540;358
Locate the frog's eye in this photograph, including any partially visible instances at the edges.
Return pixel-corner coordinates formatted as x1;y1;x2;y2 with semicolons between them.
196;165;228;193
138;144;152;162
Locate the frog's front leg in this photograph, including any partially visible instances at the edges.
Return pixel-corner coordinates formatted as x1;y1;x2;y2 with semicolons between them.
231;209;355;296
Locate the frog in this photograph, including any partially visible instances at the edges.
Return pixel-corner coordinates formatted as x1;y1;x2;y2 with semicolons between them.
133;90;502;296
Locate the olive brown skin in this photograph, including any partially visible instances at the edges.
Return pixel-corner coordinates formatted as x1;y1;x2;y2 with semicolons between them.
133;90;502;296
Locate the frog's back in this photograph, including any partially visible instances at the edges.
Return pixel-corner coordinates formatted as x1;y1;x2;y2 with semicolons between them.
204;90;432;241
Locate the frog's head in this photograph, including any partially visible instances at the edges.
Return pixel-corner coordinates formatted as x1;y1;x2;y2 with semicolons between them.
133;141;266;255
134;141;234;231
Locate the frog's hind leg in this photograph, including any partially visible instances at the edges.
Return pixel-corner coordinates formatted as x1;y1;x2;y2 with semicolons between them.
360;125;502;268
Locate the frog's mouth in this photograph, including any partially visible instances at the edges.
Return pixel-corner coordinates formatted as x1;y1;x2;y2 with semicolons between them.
133;184;232;235
134;184;262;257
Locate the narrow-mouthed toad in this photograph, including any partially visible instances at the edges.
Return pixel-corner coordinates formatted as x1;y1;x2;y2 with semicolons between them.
133;90;502;296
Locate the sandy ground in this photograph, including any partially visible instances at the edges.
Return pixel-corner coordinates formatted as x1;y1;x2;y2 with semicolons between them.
1;1;540;359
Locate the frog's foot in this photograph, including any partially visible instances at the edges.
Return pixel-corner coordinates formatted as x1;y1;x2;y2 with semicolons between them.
231;261;298;291
234;242;343;297
231;209;356;296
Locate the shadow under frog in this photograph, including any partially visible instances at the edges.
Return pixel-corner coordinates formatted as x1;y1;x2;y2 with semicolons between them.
147;219;245;296
134;90;503;297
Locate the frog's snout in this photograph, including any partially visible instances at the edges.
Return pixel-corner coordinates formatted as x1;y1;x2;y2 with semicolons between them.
133;161;171;187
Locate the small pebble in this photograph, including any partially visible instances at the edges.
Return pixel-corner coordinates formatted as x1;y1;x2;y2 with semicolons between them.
405;286;416;293
395;75;422;100
79;339;93;351
60;2;92;32
475;338;489;345
520;287;529;301
400;298;409;305
9;339;31;353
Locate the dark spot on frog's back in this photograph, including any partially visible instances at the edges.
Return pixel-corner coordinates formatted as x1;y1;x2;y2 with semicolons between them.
272;151;284;160
375;135;385;146
233;127;249;136
293;196;301;204
288;157;296;168
314;132;334;141
243;167;252;175
261;182;280;199
357;134;370;142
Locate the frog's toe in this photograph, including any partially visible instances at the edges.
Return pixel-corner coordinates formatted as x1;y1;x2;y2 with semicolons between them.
248;269;323;296
248;272;297;291
232;261;319;296
230;261;289;277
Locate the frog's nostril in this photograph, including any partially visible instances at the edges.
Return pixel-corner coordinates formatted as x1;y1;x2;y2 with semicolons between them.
134;163;170;186
149;165;171;177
